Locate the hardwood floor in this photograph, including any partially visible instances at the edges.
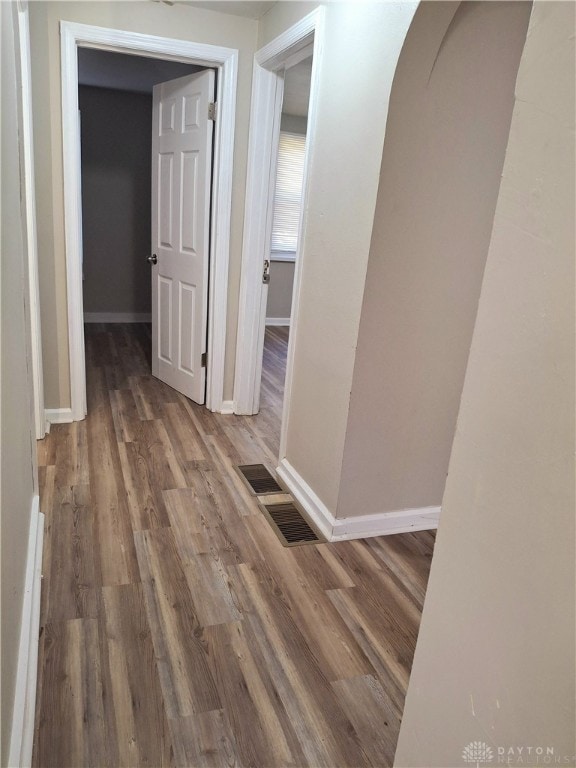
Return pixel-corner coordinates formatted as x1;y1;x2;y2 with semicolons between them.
33;323;435;768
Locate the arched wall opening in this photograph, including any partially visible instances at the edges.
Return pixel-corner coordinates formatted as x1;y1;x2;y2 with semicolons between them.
337;0;533;523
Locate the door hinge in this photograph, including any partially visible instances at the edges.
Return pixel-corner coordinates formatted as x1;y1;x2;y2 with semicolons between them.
262;259;271;284
208;102;217;121
201;352;207;367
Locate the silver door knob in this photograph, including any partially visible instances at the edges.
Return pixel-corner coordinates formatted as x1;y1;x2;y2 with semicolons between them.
147;254;157;265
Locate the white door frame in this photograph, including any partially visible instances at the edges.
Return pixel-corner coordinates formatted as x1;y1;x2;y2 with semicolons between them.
61;21;238;420
16;3;45;439
233;8;324;461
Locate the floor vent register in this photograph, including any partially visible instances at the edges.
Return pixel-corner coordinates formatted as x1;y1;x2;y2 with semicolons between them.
236;464;325;547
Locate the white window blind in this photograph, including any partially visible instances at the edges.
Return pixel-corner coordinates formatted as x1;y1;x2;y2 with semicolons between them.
271;131;306;253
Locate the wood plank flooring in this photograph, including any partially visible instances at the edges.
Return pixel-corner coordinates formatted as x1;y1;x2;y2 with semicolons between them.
33;323;435;768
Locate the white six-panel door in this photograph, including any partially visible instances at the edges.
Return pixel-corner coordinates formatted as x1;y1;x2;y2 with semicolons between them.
151;70;214;404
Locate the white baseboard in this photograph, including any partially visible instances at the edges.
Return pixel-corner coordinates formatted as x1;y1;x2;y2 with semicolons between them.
276;459;336;540
83;312;151;323
276;458;440;542
8;497;45;768
45;408;73;425
265;317;291;327
330;506;440;540
220;400;235;415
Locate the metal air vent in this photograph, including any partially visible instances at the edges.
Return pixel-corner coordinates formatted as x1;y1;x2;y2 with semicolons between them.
259;499;324;547
236;464;284;495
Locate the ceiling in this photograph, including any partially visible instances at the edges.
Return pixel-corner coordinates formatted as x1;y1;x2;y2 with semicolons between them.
78;48;203;94
176;1;276;19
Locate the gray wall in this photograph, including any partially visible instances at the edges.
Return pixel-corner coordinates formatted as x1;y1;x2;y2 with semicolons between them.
1;3;38;761
337;1;532;518
80;85;152;316
266;260;294;321
395;2;575;764
280;112;307;134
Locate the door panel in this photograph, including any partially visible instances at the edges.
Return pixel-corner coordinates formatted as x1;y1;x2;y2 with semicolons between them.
151;70;214;404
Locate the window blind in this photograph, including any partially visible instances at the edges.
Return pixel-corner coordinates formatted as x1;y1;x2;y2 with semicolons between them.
271;131;306;252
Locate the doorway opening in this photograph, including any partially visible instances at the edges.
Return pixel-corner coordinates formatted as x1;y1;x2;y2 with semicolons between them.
233;9;324;467
78;48;202;332
60;22;238;421
78;49;214;408
258;54;312;449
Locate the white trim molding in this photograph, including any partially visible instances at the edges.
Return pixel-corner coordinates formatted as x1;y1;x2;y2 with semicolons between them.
265;317;291;327
83;312;152;323
8;498;45;768
330;507;441;541
276;458;334;540
60;22;238;420
16;4;45;439
233;8;325;418
277;458;440;542
220;400;235;415
45;408;74;425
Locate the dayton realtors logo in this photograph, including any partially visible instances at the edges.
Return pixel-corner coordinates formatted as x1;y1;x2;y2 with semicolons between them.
462;743;574;766
463;742;494;766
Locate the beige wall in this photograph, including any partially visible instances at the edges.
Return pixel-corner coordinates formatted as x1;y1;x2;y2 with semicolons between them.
1;3;38;761
28;0;259;406
260;1;418;512
266;260;294;321
258;2;319;48
337;1;532;519
80;86;152;315
395;2;575;764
